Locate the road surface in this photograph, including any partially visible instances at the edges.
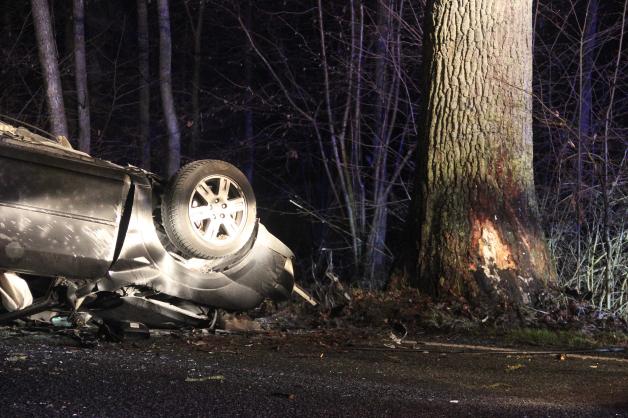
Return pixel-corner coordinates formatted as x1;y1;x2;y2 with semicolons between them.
0;328;626;417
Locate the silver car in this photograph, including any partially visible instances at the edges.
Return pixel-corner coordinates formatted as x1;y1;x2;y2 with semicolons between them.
0;122;295;328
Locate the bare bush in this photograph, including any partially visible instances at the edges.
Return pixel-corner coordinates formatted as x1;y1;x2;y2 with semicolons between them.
534;0;627;316
231;0;424;288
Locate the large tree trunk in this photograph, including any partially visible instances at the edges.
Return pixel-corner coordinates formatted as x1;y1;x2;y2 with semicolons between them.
157;0;181;176
412;0;555;308
137;0;151;169
73;0;91;153
31;0;69;140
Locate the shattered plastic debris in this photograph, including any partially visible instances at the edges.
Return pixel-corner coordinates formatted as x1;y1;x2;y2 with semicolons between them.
51;316;73;328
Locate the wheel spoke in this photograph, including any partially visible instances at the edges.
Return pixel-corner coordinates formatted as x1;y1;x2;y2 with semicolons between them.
195;182;215;204
227;197;245;213
203;220;220;240
222;217;239;237
170;163;255;254
218;177;231;200
188;173;249;246
189;206;211;223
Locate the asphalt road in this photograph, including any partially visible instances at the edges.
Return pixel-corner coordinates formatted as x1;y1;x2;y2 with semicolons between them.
0;328;626;417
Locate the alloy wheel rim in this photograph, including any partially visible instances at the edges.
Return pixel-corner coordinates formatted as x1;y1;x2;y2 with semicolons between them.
187;175;247;246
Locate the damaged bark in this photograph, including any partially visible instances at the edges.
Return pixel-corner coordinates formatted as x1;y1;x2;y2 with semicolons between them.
412;0;555;308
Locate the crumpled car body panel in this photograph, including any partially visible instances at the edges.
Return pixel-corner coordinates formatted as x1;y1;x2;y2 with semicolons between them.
103;178;294;310
0;125;294;313
0;136;131;279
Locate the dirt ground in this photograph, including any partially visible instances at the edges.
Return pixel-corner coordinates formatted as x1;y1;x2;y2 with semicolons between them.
0;325;626;417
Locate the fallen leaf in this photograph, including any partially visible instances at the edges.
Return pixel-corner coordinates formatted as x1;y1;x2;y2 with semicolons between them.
506;363;525;371
484;383;511;389
221;314;262;332
389;332;403;345
556;353;567;361
271;392;296;400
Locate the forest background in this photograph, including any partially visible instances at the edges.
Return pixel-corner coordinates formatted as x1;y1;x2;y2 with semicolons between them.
0;0;625;317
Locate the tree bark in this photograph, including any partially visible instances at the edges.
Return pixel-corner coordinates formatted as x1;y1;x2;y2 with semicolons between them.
31;0;69;141
137;0;151;169
365;0;393;288
576;0;599;268
73;0;91;153
579;0;598;142
412;0;555;308
157;0;181;176
189;0;205;158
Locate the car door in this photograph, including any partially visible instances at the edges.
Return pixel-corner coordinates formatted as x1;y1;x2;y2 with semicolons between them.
0;135;131;279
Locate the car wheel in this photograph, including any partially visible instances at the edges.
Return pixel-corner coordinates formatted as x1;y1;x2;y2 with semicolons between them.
161;160;256;259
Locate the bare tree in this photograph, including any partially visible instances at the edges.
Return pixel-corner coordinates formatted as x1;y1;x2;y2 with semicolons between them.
534;0;627;313
73;0;91;153
31;0;69;140
238;0;419;288
137;0;151;169
366;0;393;286
185;0;205;158
243;0;254;181
157;0;181;176
411;0;555;306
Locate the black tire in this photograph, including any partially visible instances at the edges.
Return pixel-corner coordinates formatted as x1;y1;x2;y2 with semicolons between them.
161;160;256;259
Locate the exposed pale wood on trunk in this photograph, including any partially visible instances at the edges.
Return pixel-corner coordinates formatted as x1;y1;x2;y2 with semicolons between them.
31;0;69;141
414;0;555;307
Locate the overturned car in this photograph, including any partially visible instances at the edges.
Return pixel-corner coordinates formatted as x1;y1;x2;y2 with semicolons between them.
0;122;296;328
